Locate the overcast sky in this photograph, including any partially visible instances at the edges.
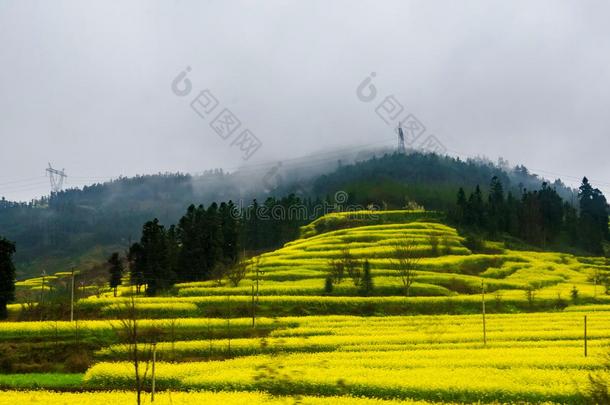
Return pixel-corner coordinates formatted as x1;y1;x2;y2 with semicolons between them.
1;0;609;201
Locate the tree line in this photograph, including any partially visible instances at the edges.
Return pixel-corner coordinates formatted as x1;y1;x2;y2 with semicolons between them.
451;176;609;253
122;195;326;296
0;237;16;319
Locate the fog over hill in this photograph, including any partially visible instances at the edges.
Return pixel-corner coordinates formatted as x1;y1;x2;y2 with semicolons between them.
0;149;585;278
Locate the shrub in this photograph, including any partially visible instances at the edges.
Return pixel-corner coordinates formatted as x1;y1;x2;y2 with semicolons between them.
359;261;374;297
324;277;333;295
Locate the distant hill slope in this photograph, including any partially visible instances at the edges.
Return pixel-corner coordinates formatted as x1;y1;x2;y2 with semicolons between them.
0;151;576;278
165;210;606;305
12;210;610;319
312;152;576;211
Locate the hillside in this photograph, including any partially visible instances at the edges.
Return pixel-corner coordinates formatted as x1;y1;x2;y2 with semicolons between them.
4;210;610;404
13;210;609;319
0;151;578;279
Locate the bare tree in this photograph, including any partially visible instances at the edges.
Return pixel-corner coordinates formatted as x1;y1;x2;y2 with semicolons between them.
341;248;361;287
210;261;227;287
392;240;422;296
227;257;248;287
111;288;162;405
429;235;440;257
327;258;345;284
328;249;361;286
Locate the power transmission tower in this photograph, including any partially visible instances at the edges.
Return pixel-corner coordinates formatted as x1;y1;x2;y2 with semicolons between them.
46;163;67;193
397;122;406;153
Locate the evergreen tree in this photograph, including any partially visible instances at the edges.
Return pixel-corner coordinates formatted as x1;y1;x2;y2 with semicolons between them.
220;201;239;264
0;237;16;319
177;204;206;281
505;192;520;236
108;252;124;297
166;225;180;281
140;219;173;296
466;185;485;229
128;242;145;294
453;187;467;225
359;259;374;296
205;203;224;278
562;201;579;245
487;176;505;235
244;199;262;251
579;177;605;253
538;182;564;245
519;190;544;244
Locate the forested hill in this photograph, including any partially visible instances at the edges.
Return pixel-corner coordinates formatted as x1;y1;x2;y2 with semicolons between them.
0;151;577;278
313;153;576;211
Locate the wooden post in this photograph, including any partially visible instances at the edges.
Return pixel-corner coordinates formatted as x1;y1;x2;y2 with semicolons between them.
151;342;156;402
482;279;487;346
40;270;46;305
251;284;255;328
70;266;75;322
256;262;260;305
40;270;46;321
584;315;588;357
227;295;231;356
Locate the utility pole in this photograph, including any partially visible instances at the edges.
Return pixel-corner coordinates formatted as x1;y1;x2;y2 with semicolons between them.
251;284;256;328
227;295;231;356
40;270;46;304
254;257;263;304
40;269;47;320
584;315;588;357
70;266;75;322
482;279;487;346
151;342;157;402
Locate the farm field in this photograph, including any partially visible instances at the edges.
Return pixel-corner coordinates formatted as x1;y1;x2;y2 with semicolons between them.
3;210;610;404
4;2;610;403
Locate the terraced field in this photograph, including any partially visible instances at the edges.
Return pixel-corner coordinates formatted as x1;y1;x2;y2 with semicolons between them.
4;210;610;404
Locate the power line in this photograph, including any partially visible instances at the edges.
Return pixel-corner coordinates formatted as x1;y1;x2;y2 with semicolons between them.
0;176;47;186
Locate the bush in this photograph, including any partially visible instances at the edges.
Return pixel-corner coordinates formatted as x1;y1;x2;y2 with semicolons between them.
571;285;579;302
65;349;91;372
464;234;485;253
324;277;333;295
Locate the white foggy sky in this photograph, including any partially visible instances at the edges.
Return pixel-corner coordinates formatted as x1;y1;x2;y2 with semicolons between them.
1;0;610;201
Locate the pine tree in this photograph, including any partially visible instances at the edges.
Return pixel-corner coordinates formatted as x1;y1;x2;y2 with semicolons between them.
0;237;16;319
579;177;605;253
108;252;124;297
538;182;564;245
128;242;145;294
140;219;173;296
177;204;207;281
487;176;505;235
205;203;224;279
359;260;374;296
166;225;180;281
519;190;544;244
465;185;485;229
563;201;579;245
505;192;520;236
220;201;239;265
453;187;467;225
